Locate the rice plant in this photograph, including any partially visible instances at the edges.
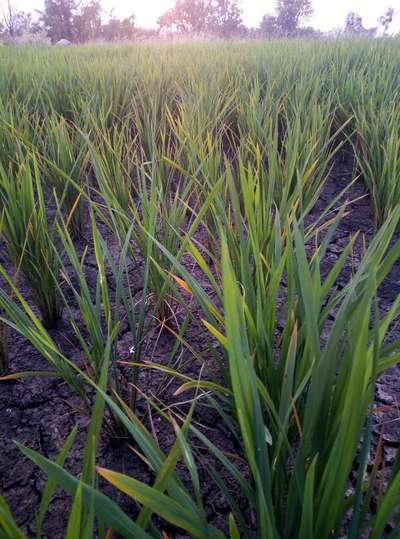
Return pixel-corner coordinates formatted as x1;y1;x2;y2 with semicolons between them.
91;130;195;324
352;100;400;226
13;208;400;537
39;115;89;237
0;155;62;328
0;39;400;538
0;272;84;397
0;311;7;374
55;208;153;411
0;98;42;173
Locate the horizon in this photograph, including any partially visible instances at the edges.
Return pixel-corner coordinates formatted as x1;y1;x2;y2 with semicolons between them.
4;0;400;33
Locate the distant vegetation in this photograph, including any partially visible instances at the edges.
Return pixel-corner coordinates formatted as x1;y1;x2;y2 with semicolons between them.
0;0;396;43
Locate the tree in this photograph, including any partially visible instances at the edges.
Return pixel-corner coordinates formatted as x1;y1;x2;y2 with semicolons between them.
276;0;313;36
158;0;242;37
39;0;76;42
260;14;279;37
379;7;394;35
344;12;363;34
73;0;101;43
1;0;32;38
260;0;313;38
158;0;211;34
344;12;376;37
102;14;136;41
210;0;242;37
39;0;107;43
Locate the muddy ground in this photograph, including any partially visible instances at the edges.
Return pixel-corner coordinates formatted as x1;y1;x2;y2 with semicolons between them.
0;149;399;537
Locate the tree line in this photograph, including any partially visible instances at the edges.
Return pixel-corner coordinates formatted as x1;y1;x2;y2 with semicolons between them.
0;0;396;43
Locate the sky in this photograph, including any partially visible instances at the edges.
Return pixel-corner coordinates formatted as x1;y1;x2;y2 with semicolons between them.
4;0;400;32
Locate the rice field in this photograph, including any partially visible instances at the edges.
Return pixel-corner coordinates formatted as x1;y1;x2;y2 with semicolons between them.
0;39;400;538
